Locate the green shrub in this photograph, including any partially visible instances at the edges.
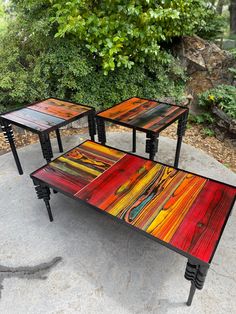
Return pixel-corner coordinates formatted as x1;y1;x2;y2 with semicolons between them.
198;85;236;119
0;34;186;111
196;6;227;40
0;1;187;111
202;128;215;137
188;112;215;124
229;48;236;57
51;0;219;72
0;0;7;34
0;34;29;108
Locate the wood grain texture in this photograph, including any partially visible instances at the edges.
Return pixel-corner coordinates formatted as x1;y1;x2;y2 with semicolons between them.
78;154;235;262
32;141;125;194
32;141;236;263
1;98;91;131
29;98;91;120
97;97;187;132
45;98;90;112
170;180;236;262
2;108;65;131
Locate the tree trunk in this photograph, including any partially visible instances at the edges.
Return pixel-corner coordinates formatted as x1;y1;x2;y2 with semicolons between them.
216;0;225;14
230;0;236;35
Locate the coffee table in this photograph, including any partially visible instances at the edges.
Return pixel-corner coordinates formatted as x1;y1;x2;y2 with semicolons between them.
96;97;188;166
30;140;236;306
0;98;96;174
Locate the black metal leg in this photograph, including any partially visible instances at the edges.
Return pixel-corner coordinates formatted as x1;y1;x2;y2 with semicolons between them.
96;117;106;145
33;179;53;222
146;132;159;160
187;281;196;306
0;120;23;175
174;112;188;168
185;260;209;306
39;133;53;163
55;129;63;153
132;129;136;153
88;110;96;141
174;136;183;168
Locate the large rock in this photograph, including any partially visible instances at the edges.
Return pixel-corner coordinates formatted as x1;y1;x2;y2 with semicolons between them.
173;36;236;111
212;106;236;142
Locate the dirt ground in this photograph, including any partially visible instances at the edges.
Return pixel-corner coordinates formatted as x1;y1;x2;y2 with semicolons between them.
0;123;235;172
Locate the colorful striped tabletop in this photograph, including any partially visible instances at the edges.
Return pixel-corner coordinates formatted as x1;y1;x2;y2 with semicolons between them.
31;141;236;264
1;98;92;132
97;97;188;133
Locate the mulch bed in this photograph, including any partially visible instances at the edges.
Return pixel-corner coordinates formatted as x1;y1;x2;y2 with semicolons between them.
0;124;235;173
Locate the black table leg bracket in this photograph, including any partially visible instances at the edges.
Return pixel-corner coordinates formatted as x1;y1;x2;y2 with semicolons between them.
96;118;106;144
55;129;63;153
146;133;159;160
39;133;53;163
185;260;209;306
88;110;96;141
33;179;53;222
177;112;188;137
0;120;23;174
132;129;136;153
1;122;14;143
174;112;188;168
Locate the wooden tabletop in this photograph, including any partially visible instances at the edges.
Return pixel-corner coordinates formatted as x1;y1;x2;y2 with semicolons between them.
97;97;188;133
1;98;92;132
31;140;236;264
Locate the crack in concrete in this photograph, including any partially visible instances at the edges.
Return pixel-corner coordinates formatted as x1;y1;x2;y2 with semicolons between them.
210;267;236;284
0;257;62;299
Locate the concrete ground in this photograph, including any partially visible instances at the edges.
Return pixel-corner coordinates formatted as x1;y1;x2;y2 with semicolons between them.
0;131;235;314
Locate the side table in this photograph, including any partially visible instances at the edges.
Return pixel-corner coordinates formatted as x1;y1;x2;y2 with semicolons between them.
0;97;96;174
96;97;188;167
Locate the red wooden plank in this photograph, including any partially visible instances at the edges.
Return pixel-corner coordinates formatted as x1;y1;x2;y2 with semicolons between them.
33;165;86;195
75;154;155;205
170;180;236;262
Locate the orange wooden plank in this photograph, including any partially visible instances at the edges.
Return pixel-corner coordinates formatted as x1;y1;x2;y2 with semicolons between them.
46;98;90;112
98;97;149;120
29;101;83;120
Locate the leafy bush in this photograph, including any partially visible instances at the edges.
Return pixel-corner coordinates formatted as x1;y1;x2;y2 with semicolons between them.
198;85;236;119
0;34;186;111
31;40;186;109
0;0;187;111
196;6;227;40
51;0;219;72
0;32;29;107
188;112;215;124
202;128;215;137
0;0;7;34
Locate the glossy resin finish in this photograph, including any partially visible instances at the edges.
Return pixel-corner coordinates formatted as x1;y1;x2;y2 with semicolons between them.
1;98;92;132
97;97;188;133
31;141;236;263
